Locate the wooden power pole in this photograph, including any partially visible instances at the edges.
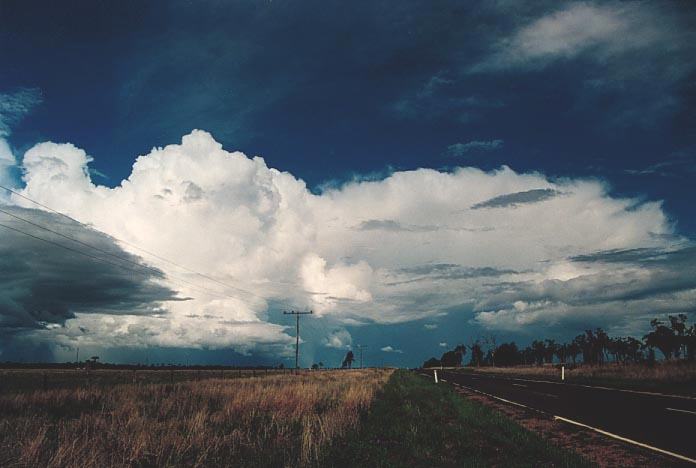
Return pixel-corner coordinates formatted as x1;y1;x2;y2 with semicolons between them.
356;344;368;369
283;310;313;369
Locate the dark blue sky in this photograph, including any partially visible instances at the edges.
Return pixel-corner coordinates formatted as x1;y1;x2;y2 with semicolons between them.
2;1;696;366
2;0;695;233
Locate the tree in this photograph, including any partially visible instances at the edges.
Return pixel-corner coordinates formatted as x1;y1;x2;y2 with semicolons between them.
522;346;536;365
573;329;609;365
554;343;570;364
669;314;688;358
623;337;643;363
544;339;557;364
644;319;677;360
468;341;484;367
311;363;319;370
686;323;696;361
423;357;441;368
440;344;467;367
531;340;546;365
484;335;497;366
494;342;522;366
342;350;355;368
566;341;581;364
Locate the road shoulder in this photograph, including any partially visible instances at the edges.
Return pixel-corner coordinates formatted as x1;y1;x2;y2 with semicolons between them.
447;381;683;467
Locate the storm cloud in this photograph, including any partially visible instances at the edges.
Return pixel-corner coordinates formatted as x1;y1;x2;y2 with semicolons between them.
0;206;177;334
471;188;561;209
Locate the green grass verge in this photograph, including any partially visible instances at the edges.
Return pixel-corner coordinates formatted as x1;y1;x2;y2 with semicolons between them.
325;370;591;468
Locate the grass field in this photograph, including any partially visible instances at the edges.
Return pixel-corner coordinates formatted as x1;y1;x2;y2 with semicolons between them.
0;368;287;394
0;369;391;467
0;368;589;467
450;361;696;394
329;370;589;467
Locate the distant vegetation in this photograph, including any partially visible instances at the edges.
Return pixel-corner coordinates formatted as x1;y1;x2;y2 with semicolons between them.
423;314;696;368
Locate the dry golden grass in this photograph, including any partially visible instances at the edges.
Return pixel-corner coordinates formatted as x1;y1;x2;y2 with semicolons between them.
462;361;696;384
0;369;392;468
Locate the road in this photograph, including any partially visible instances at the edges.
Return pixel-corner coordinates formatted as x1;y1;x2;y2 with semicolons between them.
424;369;696;465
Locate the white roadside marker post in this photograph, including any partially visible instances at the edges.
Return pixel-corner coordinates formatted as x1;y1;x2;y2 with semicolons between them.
434;369;439;383
561;365;565;382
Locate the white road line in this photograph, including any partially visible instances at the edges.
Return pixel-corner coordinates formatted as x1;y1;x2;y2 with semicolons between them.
530;390;559;399
512;383;528;388
666;407;696;416
455;382;547;414
449;375;696;465
457;373;696;401
553;415;696;465
440;379;447;382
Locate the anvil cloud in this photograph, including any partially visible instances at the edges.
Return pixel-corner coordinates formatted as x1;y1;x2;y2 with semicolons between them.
1;130;688;358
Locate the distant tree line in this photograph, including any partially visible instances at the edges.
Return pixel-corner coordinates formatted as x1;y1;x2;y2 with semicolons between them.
423;314;696;368
0;361;288;371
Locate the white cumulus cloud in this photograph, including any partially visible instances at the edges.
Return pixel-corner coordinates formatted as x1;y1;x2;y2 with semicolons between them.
5;129;687;353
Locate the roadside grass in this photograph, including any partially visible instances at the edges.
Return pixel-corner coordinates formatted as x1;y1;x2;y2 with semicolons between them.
448;362;696;395
326;370;591;468
0;369;391;467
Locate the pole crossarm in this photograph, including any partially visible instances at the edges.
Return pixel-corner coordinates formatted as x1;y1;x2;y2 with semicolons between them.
283;310;313;369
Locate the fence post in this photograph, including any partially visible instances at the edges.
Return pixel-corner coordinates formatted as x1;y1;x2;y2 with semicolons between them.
433;369;438;384
561;366;565;382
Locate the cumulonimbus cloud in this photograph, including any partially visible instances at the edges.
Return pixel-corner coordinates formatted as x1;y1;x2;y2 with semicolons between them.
3;130;689;354
0;206;177;341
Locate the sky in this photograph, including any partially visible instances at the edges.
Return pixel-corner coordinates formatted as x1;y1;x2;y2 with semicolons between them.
0;0;695;367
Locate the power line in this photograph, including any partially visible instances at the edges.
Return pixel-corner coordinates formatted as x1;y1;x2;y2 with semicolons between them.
0;184;266;302
0;219;240;301
0;207;257;302
283;310;313;369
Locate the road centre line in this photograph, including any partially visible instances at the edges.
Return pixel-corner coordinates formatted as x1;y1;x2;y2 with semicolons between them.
666;407;696;416
443;375;696;465
456;373;696;401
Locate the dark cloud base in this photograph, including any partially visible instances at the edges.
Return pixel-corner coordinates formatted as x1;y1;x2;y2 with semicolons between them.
0;206;176;336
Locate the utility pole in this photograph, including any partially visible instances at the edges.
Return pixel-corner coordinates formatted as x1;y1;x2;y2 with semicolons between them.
356;344;368;369
75;347;79;363
283;310;313;369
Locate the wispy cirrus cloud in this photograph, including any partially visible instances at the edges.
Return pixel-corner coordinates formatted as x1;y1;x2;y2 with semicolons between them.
445;139;504;157
0;88;43;189
472;3;656;72
0;88;42;137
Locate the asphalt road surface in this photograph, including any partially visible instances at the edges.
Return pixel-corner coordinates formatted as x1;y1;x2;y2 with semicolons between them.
424;370;696;464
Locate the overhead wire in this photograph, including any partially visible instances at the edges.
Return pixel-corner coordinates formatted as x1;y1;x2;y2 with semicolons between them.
0;217;245;302
0;185;272;303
